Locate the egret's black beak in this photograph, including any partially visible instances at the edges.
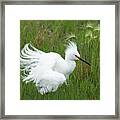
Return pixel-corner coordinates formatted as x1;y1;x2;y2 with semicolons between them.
75;55;91;66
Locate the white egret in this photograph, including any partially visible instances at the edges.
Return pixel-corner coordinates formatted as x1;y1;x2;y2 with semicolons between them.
20;41;90;95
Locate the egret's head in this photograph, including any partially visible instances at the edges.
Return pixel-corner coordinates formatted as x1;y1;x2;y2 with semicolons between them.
65;41;91;66
65;41;80;61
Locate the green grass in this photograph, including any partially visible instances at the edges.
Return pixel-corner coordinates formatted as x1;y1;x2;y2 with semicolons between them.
20;20;100;100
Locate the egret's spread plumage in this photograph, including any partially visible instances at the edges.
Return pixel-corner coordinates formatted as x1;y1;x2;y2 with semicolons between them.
20;41;90;94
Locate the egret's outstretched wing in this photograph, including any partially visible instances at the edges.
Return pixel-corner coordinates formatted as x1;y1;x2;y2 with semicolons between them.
20;44;45;82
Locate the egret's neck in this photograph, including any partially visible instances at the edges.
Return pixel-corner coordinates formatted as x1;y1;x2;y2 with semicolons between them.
64;53;76;76
65;54;76;66
65;53;72;61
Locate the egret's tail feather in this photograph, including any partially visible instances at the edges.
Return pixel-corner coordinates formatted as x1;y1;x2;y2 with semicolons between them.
20;43;44;83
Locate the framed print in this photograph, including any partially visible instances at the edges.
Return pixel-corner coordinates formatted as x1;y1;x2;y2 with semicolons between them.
0;0;120;119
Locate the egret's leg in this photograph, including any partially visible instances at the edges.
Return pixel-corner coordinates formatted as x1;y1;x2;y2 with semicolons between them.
65;75;69;85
